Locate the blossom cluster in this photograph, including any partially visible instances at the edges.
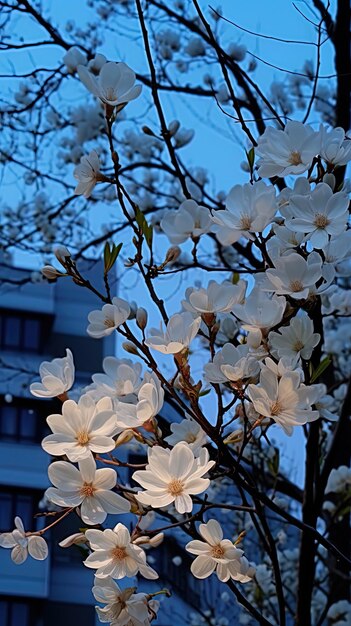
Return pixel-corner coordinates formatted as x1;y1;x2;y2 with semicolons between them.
1;47;350;626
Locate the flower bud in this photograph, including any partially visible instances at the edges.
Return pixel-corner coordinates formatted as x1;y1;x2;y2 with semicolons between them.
149;532;164;547
115;429;135;447
122;341;139;355
41;265;64;280
59;532;87;548
133;535;150;545
54;246;71;267
136;307;148;330
168;120;180;136
165;246;181;264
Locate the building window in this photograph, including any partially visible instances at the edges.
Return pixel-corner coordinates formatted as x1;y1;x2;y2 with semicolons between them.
0;311;48;353
0;489;42;533
0;400;49;445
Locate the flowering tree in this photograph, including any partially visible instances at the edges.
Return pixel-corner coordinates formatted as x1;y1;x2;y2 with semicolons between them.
0;1;350;625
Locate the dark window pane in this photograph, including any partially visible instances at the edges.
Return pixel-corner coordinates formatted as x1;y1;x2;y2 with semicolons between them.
11;603;29;626
0;602;8;626
3;316;21;349
0;406;17;438
16;495;34;529
23;319;40;351
0;493;12;531
19;408;36;440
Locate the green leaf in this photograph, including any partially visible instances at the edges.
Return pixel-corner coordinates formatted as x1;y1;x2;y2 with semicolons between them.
246;147;255;171
199;388;211;397
104;241;123;275
232;272;240;284
310;356;331;383
135;206;153;251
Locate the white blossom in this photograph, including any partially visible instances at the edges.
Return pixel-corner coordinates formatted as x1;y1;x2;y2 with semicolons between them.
211;181;277;245
165;417;207;452
145;312;201;354
256;121;321;178
88;357;142;403
247;367;320;435
160;199;211;244
92;576;155;626
204;343;260;384
114;371;164;430
233;288;286;347
269;313;320;360
284;183;349;249
0;517;48;565
320;126;351;167
87;297;130;338
45;456;130;525
42;395;118;462
185;519;254;582
78;61;142;110
30;348;75;398
182;280;246;316
132;442;215;514
63;47;87;73
265;252;323;300
74;150;104;198
84;523;158;579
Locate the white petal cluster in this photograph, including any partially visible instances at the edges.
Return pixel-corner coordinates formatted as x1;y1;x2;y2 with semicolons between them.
115;371;164;430
186;519;254;582
84;523;158;579
265;252;323;300
256;120;321;177
160;199;211;244
63;47;87;73
320;127;351;167
45;455;130;525
78;61;142;109
92;576;156;626
165;417;207;452
0;517;48;564
30;348;75;398
87;297;130;338
132;442;215;514
282;183;349;249
204;343;260;384
247;363;321;435
42;395;118;461
211;181;277;245
182;280;246;315
233;288;286;347
145;312;201;354
88;357;142;403
269;313;320;360
74;150;103;198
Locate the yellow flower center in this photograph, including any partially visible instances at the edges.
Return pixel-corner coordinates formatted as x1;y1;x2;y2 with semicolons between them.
104;317;115;328
76;430;90;445
270;401;282;416
293;340;305;352
186;434;197;443
314;213;330;228
289;280;304;293
80;482;96;497
240;215;252;230
211;544;226;559
168;478;184;496
111;547;127;561
289;150;302;166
